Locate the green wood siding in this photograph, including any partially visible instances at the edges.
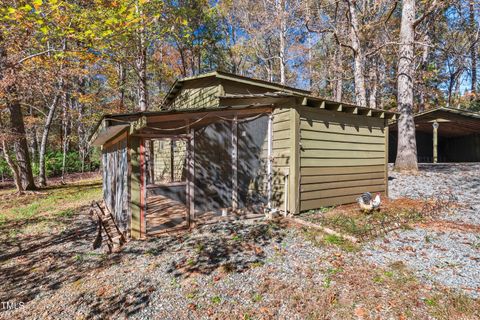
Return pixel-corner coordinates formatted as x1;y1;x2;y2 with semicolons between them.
129;136;143;239
270;108;291;209
170;84;221;110
298;106;387;211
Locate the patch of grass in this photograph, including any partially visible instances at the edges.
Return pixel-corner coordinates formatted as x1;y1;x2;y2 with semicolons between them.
186;258;196;267
0;179;101;240
324;234;360;252
323;234;344;245
301;229;359;252
57;208;75;218
372;274;384;284
210;295;222;304
424;235;432;243
424;297;438;307
170;277;180;288
231;234;242;241
250;261;264;268
327;267;343;275
300;198;440;242
186;291;198;299
12;203;41;220
383;271;394;278
426;291;480;319
194;243;204;253
472;237;480;249
322;276;332;289
74;252;106;262
251;292;263;303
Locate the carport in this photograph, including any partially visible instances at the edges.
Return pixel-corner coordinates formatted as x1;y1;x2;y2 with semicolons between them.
389;107;480;163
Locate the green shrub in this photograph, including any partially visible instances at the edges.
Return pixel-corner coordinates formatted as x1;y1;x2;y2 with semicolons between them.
32;150;100;177
0;157;12;179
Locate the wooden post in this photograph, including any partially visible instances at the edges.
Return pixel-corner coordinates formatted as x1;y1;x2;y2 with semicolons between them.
139;139;146;238
433;121;439;164
267;114;273;210
231;115;238;210
284;168;289;217
289;108;300;215
384;120;389;198
170;139;174;182
188;129;195;225
129;136;143;239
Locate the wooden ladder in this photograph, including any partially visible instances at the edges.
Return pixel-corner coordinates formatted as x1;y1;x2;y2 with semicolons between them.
91;201;127;253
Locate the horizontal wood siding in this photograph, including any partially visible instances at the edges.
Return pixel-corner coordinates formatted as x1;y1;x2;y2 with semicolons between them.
171;85;220;110
298;106;387;211
270;108;291;209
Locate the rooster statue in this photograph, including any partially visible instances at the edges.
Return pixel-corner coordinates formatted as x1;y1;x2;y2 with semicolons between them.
356;192;381;213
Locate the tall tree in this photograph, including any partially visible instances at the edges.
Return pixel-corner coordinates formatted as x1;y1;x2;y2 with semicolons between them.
395;0;440;171
470;0;478;96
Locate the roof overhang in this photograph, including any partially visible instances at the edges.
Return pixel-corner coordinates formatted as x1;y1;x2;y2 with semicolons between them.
219;93;397;120
390;107;480;137
90;123;129;147
162;70;312;106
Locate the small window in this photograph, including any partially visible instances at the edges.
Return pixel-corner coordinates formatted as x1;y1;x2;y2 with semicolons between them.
150;139;187;184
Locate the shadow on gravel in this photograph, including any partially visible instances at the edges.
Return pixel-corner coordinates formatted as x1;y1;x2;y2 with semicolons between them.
0;207;287;318
162;220;288;279
74;278;155;319
0;205;122;309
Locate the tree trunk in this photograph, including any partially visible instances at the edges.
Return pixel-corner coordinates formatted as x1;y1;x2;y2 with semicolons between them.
118;63;127;110
8;97;36;190
470;0;477;96
278;0;287;85
369;61;378;109
347;0;367;106
395;0;418;172
136;2;148;112
306;0;313;89
0;35;35;190
418;34;430;113
30;123;39;165
137;41;148;111
39;90;61;187
61;92;71;184
334;46;343;101
1;140;23;192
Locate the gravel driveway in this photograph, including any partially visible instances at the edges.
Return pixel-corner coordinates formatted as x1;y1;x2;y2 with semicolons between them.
2;165;480;318
364;163;480;298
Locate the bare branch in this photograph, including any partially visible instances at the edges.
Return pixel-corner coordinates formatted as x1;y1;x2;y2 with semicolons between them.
15;49;62;65
413;0;440;28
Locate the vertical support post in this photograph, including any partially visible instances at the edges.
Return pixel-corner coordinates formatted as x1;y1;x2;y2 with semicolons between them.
139;138;146;238
284;168;289;217
433;121;439;164
129;136;142;239
267;113;273;211
170;139;174;182
289;108;300;215
188;129;195;226
231;115;238;210
384;120;389;198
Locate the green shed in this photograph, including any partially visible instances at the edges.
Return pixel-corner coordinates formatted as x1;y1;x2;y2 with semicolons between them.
91;71;397;239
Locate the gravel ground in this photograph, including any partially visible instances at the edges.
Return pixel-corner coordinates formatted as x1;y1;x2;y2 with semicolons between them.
1;215;444;319
364;163;480;298
2;165;480;318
